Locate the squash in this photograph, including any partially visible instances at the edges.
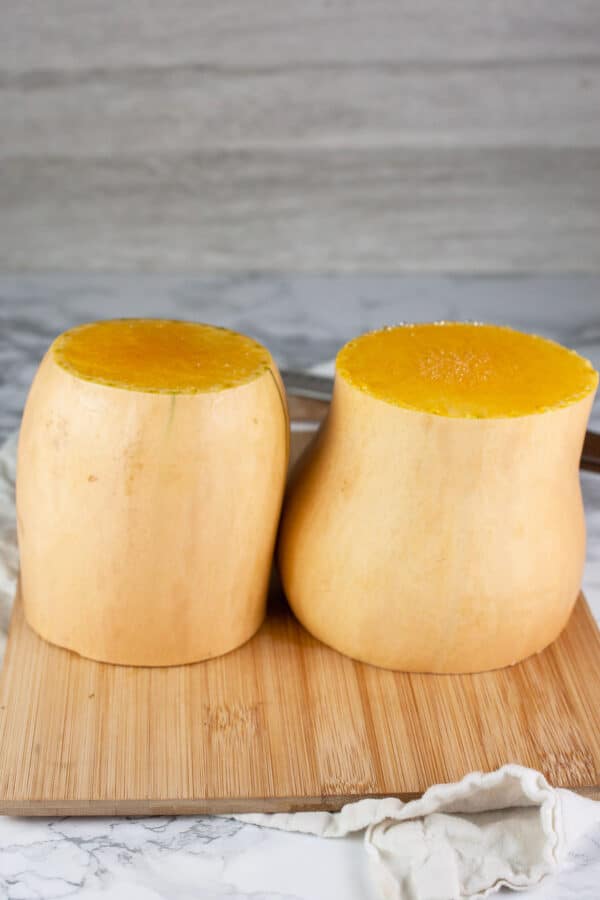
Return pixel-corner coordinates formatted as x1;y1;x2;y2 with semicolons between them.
17;319;289;666
278;322;598;673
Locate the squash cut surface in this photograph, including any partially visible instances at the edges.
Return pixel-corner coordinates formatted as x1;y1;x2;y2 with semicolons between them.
337;322;598;418
53;319;271;393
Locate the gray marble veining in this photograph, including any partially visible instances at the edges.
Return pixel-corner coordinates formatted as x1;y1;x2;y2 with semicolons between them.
1;273;600;444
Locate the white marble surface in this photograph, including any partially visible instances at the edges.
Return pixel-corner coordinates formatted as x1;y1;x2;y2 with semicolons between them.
0;275;599;899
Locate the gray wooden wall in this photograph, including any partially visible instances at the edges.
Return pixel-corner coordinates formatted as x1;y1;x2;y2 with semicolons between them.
1;1;599;272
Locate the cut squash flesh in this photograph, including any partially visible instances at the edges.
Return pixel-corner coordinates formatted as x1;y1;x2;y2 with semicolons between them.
337;322;597;418
53;319;271;393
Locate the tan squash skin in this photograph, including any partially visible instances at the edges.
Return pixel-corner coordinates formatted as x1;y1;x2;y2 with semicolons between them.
17;350;289;666
279;374;596;673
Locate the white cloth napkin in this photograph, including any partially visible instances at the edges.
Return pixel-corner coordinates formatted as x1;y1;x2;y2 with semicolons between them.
0;432;18;662
233;771;600;900
1;431;599;900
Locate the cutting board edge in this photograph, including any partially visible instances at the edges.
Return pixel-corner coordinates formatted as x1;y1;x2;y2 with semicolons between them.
2;784;599;816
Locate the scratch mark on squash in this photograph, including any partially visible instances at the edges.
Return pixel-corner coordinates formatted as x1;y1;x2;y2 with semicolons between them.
167;394;176;431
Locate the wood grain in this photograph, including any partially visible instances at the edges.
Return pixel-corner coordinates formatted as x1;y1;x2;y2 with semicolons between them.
2;148;599;272
0;585;598;815
1;1;600;271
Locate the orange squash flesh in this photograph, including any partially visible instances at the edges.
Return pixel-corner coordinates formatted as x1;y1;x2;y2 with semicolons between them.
337;322;598;418
53;319;271;393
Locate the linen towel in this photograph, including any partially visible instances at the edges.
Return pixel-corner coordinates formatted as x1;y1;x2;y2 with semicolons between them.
234;768;600;899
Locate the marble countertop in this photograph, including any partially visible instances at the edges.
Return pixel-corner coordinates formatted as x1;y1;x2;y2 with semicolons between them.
0;274;599;900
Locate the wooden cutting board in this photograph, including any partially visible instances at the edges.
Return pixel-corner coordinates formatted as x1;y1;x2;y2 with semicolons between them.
1;414;599;816
0;583;599;816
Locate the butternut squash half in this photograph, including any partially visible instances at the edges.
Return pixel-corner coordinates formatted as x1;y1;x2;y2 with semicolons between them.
279;322;598;673
17;319;289;666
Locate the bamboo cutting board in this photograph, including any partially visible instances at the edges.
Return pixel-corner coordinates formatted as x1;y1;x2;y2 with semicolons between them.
1;412;600;816
0;584;599;816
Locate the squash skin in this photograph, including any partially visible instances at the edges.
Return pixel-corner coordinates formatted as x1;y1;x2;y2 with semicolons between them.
278;374;596;673
17;349;288;666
